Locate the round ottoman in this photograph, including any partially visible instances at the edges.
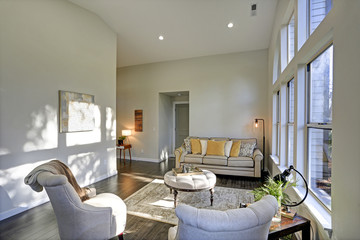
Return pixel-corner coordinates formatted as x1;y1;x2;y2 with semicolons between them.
164;169;216;207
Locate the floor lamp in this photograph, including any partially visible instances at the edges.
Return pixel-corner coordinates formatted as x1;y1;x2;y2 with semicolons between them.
255;118;265;174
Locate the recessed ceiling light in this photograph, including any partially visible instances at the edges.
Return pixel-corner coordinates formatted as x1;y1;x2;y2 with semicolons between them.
159;35;164;40
227;22;234;28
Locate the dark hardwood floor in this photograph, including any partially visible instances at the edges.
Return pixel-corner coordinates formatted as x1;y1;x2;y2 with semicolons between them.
0;158;263;240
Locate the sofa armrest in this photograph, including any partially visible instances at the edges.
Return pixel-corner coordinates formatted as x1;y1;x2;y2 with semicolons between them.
253;148;263;178
174;145;186;168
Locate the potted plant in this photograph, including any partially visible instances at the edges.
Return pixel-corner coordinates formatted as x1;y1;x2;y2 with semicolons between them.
118;136;126;145
252;177;296;222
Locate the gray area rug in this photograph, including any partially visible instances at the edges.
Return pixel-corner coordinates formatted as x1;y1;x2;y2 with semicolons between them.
124;179;254;225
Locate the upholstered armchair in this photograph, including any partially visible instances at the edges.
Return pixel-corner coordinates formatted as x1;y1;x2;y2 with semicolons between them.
168;195;278;240
35;171;127;240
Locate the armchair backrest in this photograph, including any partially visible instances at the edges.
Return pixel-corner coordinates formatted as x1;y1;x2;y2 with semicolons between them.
175;195;278;240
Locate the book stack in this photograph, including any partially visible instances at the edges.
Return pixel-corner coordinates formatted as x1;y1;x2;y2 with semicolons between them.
281;207;297;219
172;165;203;176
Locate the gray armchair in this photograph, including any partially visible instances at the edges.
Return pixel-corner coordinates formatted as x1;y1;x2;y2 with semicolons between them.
168;195;278;240
35;171;127;240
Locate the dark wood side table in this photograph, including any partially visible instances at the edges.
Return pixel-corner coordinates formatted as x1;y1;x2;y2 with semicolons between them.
116;144;132;164
268;214;311;240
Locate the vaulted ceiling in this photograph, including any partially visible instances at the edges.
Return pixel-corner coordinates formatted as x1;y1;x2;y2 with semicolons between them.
68;0;278;67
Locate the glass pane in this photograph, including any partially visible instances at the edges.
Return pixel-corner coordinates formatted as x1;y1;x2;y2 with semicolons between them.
277;123;280;156
309;45;333;123
308;128;332;209
309;0;332;35
288;79;295;123
287;124;294;166
288;14;295;62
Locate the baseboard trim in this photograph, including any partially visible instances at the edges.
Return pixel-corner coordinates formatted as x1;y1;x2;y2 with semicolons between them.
0;170;118;221
128;157;162;163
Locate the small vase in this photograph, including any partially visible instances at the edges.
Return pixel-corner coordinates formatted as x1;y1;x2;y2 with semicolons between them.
272;197;282;222
118;140;123;145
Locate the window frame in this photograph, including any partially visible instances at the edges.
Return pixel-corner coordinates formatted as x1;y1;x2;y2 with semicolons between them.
287;12;295;63
287;78;295;167
308;0;333;37
306;44;333;211
276;91;280;157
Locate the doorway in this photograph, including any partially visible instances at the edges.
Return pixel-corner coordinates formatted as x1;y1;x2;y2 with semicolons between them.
174;103;189;150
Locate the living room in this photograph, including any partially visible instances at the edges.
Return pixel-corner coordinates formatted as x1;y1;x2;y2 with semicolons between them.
0;0;359;239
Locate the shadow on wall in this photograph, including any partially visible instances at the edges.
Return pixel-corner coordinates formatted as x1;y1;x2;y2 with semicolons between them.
0;104;117;220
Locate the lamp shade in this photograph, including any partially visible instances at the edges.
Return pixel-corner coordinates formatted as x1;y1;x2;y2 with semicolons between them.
122;130;132;136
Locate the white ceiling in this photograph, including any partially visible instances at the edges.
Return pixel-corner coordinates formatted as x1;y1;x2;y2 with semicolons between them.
68;0;278;68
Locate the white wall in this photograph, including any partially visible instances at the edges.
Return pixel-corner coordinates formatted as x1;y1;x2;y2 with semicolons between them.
268;0;360;239
0;0;117;220
117;50;268;161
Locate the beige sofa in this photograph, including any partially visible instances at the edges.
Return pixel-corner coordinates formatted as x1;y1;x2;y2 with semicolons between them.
175;137;263;178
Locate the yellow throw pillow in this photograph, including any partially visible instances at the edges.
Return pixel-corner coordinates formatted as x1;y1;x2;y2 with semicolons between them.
190;139;202;154
206;140;226;156
230;140;241;157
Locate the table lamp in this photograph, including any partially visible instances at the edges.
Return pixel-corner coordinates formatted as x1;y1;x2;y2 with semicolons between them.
121;130;132;144
273;165;309;207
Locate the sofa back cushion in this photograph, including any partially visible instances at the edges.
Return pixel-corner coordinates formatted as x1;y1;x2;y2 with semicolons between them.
231;138;257;157
190;139;202;154
200;140;207;155
206;140;225;156
230;140;241;157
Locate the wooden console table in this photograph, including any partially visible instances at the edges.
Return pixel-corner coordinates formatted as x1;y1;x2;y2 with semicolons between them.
116;144;132;165
268;214;310;239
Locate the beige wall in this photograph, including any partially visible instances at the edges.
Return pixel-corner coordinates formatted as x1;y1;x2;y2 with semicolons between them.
0;0;117;220
268;0;360;239
117;50;268;161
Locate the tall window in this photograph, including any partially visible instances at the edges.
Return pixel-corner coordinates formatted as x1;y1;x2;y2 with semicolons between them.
288;13;295;62
275;91;280;157
309;0;332;35
307;44;333;209
287;79;295;166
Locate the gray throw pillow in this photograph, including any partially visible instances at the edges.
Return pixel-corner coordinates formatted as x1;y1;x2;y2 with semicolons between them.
239;142;256;157
184;138;192;154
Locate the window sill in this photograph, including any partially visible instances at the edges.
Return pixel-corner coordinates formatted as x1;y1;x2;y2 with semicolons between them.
293;186;332;230
269;155;279;165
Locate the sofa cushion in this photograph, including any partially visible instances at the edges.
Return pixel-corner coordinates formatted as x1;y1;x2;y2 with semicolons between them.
190;139;202;154
203;155;227;166
230;140;241;157
184;154;203;164
239;142;256;157
206;140;225;156
228;157;254;167
200;140;208;155
184;138;191;153
224;141;233;157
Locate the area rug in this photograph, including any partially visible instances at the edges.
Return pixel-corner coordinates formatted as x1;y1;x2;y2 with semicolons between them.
124;179;254;225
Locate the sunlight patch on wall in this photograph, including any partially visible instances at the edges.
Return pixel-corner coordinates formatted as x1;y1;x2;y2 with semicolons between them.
106;107;116;140
66;105;101;146
23;105;58;152
68;152;99;185
107;147;116;172
0;159;53;212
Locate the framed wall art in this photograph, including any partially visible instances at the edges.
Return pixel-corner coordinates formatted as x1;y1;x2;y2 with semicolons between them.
59;90;95;133
135;109;143;132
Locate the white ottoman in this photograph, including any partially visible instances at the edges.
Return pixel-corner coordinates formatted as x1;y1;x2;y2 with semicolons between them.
164;169;216;207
